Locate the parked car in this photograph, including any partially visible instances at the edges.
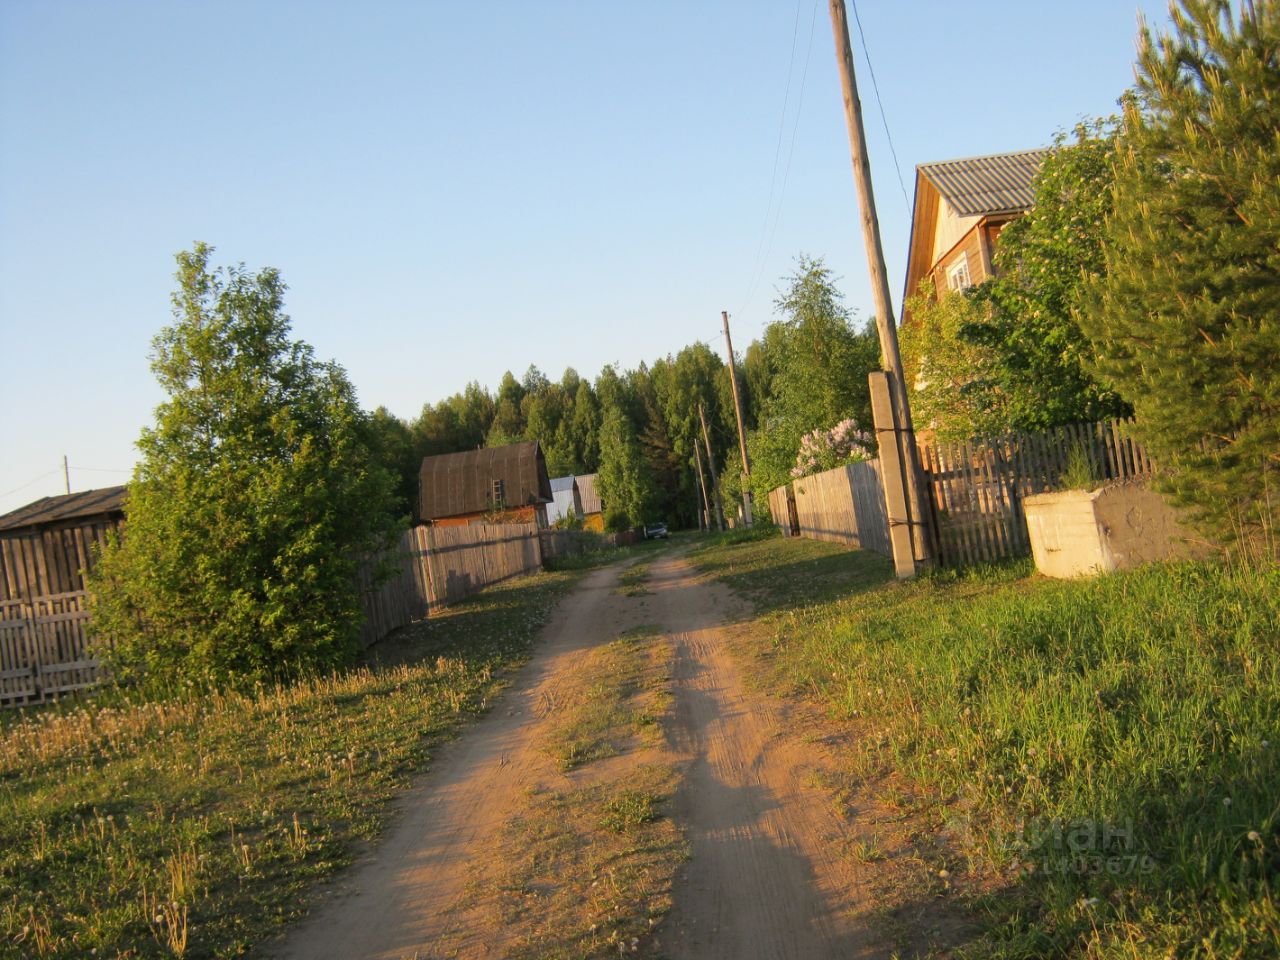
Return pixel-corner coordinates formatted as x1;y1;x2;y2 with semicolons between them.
644;521;669;540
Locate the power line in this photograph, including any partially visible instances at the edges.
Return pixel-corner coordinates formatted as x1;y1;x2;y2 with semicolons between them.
744;0;804;293
735;0;820;322
849;0;912;216
0;469;60;502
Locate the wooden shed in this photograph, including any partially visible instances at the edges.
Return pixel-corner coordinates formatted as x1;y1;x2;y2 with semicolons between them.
574;473;605;532
902;148;1049;320
0;485;126;602
419;441;554;528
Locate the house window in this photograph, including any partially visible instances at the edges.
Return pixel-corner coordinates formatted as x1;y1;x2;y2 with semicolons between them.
946;254;972;292
490;479;505;508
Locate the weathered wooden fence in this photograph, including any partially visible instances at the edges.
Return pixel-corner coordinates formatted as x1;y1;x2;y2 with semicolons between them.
0;591;101;706
921;418;1154;567
357;522;544;644
421;523;541;606
357;526;434;649
0;522;549;706
783;459;893;558
538;529;613;562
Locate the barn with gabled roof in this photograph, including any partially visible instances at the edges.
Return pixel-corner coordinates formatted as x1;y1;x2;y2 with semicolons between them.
418;441;553;528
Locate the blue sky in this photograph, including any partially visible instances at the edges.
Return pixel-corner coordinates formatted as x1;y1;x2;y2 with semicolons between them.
0;0;1172;514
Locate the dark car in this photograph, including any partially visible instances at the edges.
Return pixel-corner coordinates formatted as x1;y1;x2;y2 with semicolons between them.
644;522;669;540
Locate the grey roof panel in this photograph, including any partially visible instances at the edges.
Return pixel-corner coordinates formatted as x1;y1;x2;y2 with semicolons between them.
918;148;1050;217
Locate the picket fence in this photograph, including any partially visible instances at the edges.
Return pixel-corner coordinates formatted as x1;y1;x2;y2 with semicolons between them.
768;419;1155;569
922;419;1154;567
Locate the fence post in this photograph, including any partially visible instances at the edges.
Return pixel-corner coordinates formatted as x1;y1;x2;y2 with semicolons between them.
869;372;918;579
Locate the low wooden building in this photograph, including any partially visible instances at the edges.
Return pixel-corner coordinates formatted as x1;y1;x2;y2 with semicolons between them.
0;486;126;602
575;473;605;532
419;441;554;528
902;148;1049;319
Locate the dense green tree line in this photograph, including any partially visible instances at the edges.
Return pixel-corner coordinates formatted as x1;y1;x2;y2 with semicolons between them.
364;256;879;531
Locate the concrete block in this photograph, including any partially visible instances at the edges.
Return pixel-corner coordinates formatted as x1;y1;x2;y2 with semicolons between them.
1024;481;1205;578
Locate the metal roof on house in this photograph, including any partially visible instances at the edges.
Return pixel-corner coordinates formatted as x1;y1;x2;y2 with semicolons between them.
0;485;128;533
418;441;553;521
917;148;1050;218
550;476;577;494
576;473;602;515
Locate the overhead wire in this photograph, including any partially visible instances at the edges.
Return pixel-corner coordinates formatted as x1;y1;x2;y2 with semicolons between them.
733;0;821;330
0;469;60;502
849;0;912;217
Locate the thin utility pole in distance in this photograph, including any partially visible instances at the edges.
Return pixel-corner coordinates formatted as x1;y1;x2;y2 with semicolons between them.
721;311;753;527
693;444;712;532
828;0;932;570
698;403;726;532
63;456;70;495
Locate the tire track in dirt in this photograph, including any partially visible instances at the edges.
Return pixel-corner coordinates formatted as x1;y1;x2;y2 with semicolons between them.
644;551;891;960
270;559;651;960
273;549;895;959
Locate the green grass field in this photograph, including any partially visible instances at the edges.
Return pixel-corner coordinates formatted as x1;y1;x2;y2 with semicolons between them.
0;566;584;959
691;531;1280;958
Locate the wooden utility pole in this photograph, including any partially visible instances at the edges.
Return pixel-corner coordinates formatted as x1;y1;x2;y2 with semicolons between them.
63;456;70;495
698;403;726;531
828;0;932;571
721;311;754;526
693;444;712;532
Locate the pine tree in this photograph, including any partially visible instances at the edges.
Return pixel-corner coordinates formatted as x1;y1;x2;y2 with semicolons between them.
1079;0;1280;546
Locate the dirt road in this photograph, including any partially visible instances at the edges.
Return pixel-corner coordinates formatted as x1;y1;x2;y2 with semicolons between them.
273;550;893;959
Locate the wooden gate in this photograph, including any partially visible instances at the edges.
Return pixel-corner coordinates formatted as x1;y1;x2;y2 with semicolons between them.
0;591;101;706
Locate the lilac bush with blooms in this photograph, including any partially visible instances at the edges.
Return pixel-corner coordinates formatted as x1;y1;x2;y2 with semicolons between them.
790;418;874;479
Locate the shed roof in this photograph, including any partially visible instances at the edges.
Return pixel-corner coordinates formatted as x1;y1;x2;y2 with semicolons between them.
549;476;577;494
917;148;1049;217
418;441;553;521
0;485;128;533
576;473;602;515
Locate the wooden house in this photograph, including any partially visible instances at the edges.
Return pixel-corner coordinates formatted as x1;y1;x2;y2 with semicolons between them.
0;486;126;602
574;473;605;532
418;441;553;528
902;148;1049;320
547;476;583;526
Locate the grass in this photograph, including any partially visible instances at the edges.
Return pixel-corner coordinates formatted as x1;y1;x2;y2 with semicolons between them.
0;567;584;959
691;533;1280;958
461;623;685;959
617;562;653;597
544;625;669;770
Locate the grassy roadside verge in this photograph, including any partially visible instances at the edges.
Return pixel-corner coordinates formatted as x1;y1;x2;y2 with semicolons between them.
690;531;1280;957
0;565;592;959
459;618;685;959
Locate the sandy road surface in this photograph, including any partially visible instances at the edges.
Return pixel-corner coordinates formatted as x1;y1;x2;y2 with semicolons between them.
273;550;890;960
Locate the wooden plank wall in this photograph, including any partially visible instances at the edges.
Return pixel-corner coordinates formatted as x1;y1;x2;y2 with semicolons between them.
788;459;892;558
356;526;432;649
767;486;792;536
921;418;1155;567
422;523;542;608
0;516;122;602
